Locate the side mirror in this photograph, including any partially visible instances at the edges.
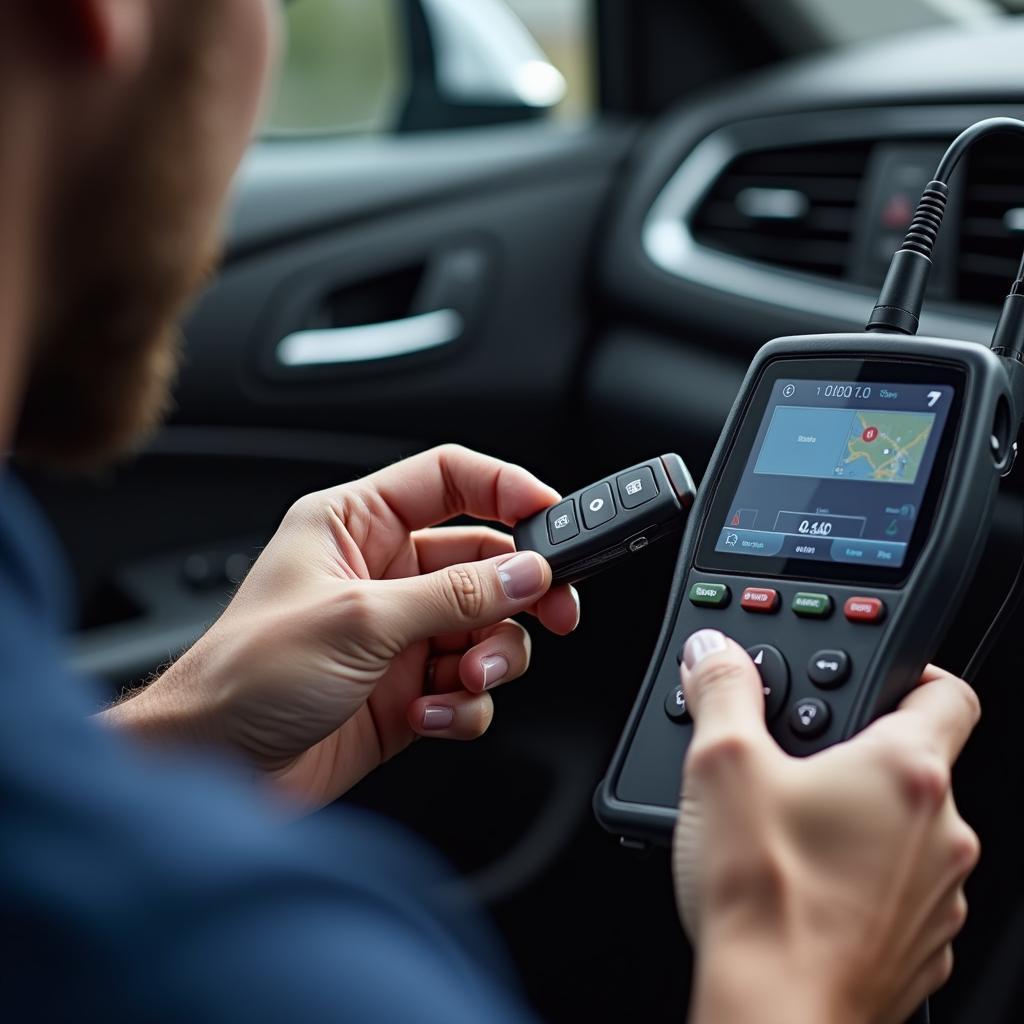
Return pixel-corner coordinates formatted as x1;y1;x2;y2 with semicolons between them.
401;0;568;131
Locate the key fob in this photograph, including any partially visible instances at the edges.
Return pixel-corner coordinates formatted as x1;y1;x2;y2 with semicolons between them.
513;454;696;586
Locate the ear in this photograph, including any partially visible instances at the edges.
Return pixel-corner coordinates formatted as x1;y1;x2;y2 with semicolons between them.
61;0;149;71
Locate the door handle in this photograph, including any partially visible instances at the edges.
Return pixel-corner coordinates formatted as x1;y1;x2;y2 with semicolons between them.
276;307;464;368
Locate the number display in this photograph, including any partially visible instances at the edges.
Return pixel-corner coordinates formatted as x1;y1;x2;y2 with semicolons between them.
797;520;833;536
815;384;873;399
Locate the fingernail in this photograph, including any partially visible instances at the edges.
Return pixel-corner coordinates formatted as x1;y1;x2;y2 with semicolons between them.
683;629;728;671
498;552;546;601
569;586;581;632
481;655;509;689
422;705;455;730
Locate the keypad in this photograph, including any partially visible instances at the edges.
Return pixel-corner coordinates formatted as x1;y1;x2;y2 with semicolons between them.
789;697;831;739
746;644;789;720
844;596;886;623
807;649;851;688
792;592;833;618
741;586;779;613
616;467;659;509
665;685;691;722
546;500;580;545
580;483;616;530
689;582;730;607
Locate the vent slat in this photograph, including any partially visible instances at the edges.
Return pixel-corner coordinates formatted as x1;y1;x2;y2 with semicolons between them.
719;175;862;203
957;145;1024;306
696;231;851;274
691;142;872;280
686;134;1022;309
697;201;857;236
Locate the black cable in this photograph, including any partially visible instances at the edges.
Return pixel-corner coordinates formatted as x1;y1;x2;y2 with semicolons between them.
867;117;1024;336
962;244;1024;682
883;125;1024;1023
933;117;1024;184
963;495;1024;685
963;228;1024;684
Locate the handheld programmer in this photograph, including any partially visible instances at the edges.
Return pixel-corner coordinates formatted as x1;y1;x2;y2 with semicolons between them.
594;333;1018;841
513;118;1024;850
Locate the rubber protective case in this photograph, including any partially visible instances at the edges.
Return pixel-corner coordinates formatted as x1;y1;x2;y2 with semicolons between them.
594;333;1012;845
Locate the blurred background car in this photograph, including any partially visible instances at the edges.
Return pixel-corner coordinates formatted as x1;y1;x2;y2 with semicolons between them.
27;1;1024;1020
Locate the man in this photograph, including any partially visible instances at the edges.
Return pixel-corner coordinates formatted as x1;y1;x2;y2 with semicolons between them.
0;2;980;1021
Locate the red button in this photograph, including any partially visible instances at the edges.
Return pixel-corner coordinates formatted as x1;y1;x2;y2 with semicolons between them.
844;596;886;623
741;587;780;613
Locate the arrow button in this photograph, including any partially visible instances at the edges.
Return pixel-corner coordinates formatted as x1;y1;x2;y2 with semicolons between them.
807;649;851;689
745;644;789;721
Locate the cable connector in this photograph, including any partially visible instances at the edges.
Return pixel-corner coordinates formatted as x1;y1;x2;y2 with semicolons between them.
865;117;1024;336
991;263;1024;363
866;181;948;335
990;253;1024;442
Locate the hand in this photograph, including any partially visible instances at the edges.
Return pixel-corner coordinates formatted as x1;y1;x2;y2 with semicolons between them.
674;629;981;1024
104;446;579;809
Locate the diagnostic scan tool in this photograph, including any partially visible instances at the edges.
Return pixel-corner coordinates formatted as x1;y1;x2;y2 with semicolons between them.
513;118;1024;847
596;335;1016;841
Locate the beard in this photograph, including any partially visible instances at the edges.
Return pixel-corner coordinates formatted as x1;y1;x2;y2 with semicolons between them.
14;14;224;473
13;230;217;472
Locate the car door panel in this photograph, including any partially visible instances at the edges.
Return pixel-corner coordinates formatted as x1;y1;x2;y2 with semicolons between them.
23;120;659;926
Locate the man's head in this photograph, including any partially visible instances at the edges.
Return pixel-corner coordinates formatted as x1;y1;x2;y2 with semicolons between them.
3;0;278;469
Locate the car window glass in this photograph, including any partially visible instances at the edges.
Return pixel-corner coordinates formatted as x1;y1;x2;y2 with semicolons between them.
265;0;593;136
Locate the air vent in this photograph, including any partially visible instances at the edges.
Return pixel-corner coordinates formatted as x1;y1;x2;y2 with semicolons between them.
691;143;874;278
958;142;1024;307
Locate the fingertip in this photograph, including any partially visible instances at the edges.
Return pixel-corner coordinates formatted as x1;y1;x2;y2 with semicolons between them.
679;630;764;726
681;628;729;672
407;693;495;741
419;704;455;732
536;585;579;636
502;464;563;522
496;550;551;603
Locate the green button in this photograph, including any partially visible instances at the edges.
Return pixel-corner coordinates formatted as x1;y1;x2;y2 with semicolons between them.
792;592;833;618
689;582;730;608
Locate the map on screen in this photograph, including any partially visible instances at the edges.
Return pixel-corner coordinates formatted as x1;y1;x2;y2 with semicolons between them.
754;406;936;485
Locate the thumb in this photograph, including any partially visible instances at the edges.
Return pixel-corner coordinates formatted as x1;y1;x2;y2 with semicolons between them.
681;629;770;754
380;551;551;645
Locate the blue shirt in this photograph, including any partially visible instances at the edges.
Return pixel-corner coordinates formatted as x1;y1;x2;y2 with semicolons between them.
0;474;532;1023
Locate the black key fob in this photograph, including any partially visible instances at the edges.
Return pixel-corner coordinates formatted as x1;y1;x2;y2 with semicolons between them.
513;454;696;586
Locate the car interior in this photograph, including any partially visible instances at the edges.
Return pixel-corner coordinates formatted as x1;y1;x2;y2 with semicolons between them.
23;1;1024;1020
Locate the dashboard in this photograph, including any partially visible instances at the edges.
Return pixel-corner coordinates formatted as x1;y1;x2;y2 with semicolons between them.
599;22;1024;351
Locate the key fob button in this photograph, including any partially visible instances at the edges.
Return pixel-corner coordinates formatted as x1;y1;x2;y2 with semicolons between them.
616;466;659;509
581;482;616;529
546;500;580;545
745;644;789;721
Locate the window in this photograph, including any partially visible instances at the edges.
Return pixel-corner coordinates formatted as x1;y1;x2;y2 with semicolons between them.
265;0;594;136
503;0;593;122
267;0;409;135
